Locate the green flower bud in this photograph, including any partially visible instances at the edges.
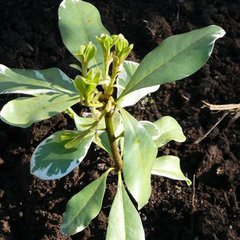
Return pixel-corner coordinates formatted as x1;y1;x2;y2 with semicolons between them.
97;34;114;56
74;42;96;65
85;42;96;63
74;69;101;104
112;34;133;64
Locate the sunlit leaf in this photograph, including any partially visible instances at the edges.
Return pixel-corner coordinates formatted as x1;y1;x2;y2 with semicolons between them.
58;0;109;71
152;155;191;186
106;173;145;240
65;108;96;131
112;110;124;138
120;25;225;96
61;168;112;235
117;61;139;97
31;130;95;180
0;94;79;128
94;131;112;155
119;108;157;209
154;116;186;147
140;120;160;141
117;61;159;107
0;65;77;95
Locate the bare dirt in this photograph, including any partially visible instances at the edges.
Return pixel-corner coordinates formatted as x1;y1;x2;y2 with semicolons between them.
0;0;239;239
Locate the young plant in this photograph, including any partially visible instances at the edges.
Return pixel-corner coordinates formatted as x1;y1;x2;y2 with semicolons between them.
0;0;225;239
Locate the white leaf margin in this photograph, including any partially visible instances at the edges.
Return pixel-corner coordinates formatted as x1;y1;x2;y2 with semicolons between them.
30;131;95;180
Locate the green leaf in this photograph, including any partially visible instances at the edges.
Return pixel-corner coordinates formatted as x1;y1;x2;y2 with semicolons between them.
152;155;191;186
65;108;96;131
0;93;79;128
121;25;225;96
0;66;80;127
31;130;95;180
61;168;112;235
117;61;159;107
117;61;139;97
106;173;145;240
0;65;77;95
94;131;112;155
70;63;82;72
119;108;157;209
58;0;109;71
64;130;91;149
112;110;124;138
154;116;186;147
140;120;160;142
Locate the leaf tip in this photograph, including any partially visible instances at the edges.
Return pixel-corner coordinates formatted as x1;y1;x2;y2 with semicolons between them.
186;178;192;186
60;220;85;236
210;25;226;38
60;0;66;9
0;64;7;74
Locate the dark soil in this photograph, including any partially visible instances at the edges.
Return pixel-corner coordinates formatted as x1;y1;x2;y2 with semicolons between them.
0;0;240;239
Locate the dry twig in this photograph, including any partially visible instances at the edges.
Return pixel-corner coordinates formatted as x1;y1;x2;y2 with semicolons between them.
194;101;240;144
202;101;240;112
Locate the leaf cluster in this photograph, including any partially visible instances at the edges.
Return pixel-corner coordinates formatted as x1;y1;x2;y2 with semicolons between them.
0;0;225;239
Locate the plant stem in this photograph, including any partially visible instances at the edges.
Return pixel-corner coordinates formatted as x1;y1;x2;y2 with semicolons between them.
82;62;88;77
103;56;111;81
105;111;123;171
104;62;120;97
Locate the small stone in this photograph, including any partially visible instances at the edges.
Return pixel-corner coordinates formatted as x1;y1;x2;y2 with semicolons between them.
18;212;23;218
